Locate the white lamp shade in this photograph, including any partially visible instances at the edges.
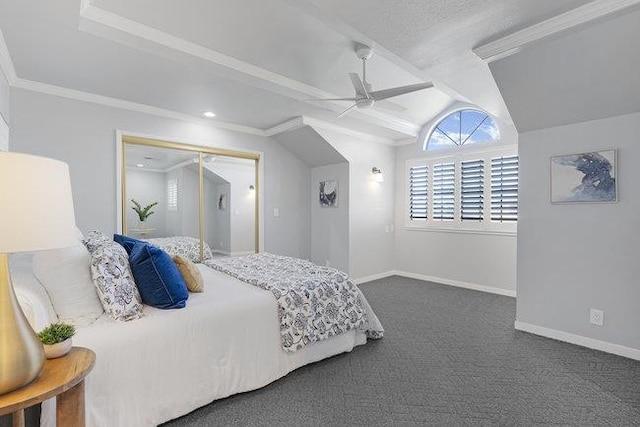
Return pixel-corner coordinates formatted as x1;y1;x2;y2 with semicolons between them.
0;152;77;253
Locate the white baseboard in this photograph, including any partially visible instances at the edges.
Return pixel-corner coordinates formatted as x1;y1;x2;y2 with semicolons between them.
352;270;516;298
352;271;395;285
394;270;516;297
515;321;640;361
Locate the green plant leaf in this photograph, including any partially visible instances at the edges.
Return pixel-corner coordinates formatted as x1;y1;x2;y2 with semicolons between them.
37;322;76;345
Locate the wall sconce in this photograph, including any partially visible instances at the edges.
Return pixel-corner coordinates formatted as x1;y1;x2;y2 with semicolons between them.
371;167;384;182
249;184;255;190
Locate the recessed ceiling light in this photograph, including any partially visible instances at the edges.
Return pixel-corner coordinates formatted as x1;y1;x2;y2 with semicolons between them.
203;111;216;118
137;163;144;168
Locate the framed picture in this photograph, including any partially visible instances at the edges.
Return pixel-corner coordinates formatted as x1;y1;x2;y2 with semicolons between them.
319;180;338;208
218;193;228;210
550;149;617;203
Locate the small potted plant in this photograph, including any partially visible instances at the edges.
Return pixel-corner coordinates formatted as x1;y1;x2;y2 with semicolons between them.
38;322;76;359
131;199;158;225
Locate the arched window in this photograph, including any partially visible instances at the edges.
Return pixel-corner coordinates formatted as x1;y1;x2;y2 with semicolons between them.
426;109;499;150
408;108;518;232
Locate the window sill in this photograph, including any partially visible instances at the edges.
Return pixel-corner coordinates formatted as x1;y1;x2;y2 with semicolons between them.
404;225;516;237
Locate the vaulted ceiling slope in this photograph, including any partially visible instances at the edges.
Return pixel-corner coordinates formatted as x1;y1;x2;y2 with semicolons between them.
489;6;640;132
0;0;603;142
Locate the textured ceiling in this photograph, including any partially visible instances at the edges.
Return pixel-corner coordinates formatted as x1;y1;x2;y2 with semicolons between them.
303;0;592;69
0;0;602;141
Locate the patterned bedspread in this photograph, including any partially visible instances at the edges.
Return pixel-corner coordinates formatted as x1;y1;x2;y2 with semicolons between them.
205;253;383;352
145;236;213;263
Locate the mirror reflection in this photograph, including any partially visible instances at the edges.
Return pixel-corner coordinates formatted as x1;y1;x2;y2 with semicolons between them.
201;155;256;257
123;142;257;260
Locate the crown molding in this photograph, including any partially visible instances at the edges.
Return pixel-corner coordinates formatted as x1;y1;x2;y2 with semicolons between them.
264;117;307;137
10;78;399;144
13;78;266;136
474;0;640;62
0;28;17;85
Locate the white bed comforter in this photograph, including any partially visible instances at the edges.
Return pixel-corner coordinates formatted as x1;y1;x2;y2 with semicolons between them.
44;265;379;427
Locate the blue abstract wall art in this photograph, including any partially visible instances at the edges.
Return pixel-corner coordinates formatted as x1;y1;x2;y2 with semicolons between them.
550;150;616;203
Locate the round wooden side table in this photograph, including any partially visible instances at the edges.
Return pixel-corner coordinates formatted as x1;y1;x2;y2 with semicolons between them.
0;347;95;427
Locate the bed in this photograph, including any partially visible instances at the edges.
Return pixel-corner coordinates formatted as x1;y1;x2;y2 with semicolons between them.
11;234;383;427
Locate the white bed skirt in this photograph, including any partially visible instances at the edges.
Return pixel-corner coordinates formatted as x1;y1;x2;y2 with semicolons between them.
42;265;372;427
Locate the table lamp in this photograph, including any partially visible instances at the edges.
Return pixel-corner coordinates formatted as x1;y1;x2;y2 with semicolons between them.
0;152;77;395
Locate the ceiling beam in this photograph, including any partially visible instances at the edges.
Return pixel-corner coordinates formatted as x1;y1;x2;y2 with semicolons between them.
78;3;423;137
474;0;640;62
266;116;397;145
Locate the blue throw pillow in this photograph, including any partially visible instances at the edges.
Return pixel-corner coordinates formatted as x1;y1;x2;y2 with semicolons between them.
128;242;188;309
113;234;144;255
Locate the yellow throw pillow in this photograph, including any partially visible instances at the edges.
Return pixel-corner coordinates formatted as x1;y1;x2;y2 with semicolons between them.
172;255;204;293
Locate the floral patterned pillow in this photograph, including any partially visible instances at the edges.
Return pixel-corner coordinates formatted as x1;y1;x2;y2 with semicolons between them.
82;230;112;253
145;236;213;263
88;240;143;322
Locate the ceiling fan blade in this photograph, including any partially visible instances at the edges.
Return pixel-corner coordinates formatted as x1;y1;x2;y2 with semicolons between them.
337;103;358;118
375;100;406;112
348;73;369;97
306;97;358;101
370;82;434;101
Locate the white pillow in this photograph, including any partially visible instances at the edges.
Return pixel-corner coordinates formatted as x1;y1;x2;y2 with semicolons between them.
10;259;59;332
32;241;104;326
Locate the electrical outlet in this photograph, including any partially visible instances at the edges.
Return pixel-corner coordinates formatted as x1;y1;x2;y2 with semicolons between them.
589;308;604;326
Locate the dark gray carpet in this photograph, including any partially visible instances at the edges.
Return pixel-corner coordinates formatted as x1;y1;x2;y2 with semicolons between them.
163;276;640;426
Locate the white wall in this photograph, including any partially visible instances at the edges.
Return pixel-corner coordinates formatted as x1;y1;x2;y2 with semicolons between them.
9;89;311;259
314;129;395;281
517;111;640;353
125;168;167;237
0;70;8;151
393;114;519;294
310;163;349;272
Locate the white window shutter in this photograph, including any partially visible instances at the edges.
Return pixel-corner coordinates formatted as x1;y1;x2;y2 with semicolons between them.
433;162;455;221
461;159;484;221
409;165;429;220
491;156;518;222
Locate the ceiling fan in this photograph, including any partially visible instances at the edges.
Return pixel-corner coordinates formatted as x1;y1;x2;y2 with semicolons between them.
313;44;434;117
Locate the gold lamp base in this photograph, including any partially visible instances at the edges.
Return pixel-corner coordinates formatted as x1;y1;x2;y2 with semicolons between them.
0;253;45;395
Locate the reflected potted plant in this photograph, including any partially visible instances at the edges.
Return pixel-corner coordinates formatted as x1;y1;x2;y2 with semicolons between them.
131;199;158;228
38;322;76;359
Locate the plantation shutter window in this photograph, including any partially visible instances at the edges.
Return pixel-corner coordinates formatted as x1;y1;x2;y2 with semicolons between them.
167;178;178;212
432;162;455;221
461;159;484;221
491;156;518;222
409;165;429;220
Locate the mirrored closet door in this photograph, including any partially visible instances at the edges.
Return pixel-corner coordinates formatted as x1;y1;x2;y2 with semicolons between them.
120;136;259;262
